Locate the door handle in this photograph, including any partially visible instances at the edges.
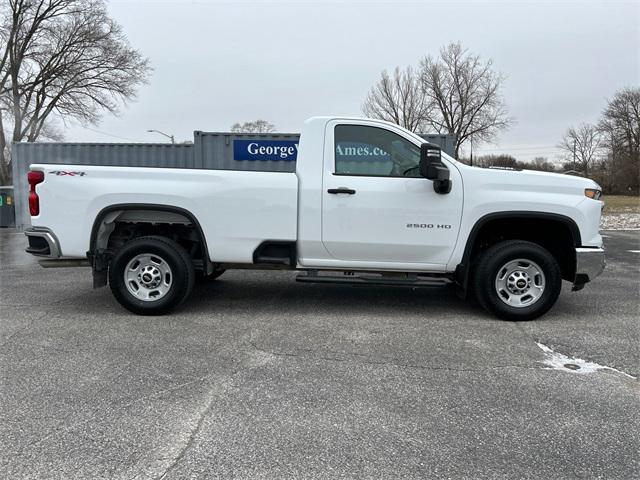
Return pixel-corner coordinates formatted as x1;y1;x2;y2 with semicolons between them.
327;187;356;195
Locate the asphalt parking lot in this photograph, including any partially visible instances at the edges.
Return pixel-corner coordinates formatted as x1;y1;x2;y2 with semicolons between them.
1;229;638;479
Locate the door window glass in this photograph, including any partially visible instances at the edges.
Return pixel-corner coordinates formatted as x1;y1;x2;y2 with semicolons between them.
334;125;420;177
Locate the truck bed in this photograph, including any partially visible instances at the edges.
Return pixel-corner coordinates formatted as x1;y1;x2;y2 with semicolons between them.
11;131;301;231
30;164;298;262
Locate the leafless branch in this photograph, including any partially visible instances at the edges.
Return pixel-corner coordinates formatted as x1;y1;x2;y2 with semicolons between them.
558;123;603;176
361;66;431;133
0;0;151;184
419;42;513;158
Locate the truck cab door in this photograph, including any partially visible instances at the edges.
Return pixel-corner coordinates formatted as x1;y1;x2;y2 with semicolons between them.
320;120;463;269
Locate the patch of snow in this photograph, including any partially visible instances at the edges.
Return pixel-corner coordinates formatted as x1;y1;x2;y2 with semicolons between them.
536;342;636;379
601;213;640;231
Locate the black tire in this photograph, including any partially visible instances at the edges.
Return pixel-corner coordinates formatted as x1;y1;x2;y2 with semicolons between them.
109;236;195;315
196;269;225;283
472;240;562;321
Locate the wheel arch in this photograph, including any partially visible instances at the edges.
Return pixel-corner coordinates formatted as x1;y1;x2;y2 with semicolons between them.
456;211;581;296
88;203;212;279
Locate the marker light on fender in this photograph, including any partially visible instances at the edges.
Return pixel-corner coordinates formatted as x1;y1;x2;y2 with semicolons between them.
584;188;602;200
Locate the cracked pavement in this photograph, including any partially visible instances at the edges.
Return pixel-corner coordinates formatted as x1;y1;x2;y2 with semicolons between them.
1;229;638;479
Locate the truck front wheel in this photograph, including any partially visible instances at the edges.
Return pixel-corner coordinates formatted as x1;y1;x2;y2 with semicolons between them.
472;240;562;321
108;236;195;315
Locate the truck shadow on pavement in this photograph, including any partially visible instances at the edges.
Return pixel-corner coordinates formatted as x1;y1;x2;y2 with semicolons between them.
184;271;476;318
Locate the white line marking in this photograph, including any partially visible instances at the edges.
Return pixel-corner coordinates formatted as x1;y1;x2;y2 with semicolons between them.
628;250;640;253
537;343;636;379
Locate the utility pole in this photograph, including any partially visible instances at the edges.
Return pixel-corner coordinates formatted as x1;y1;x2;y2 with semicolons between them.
572;140;576;171
147;129;175;144
470;136;474;166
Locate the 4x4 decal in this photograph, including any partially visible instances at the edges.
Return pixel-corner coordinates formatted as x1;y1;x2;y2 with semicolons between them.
49;170;86;176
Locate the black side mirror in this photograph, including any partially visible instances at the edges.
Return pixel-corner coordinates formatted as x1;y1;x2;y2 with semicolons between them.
419;144;441;179
419;143;452;194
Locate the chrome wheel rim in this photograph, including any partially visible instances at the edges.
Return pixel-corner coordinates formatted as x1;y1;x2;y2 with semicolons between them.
124;253;172;302
494;258;545;308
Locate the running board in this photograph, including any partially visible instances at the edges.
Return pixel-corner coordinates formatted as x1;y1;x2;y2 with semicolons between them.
39;259;90;268
296;272;452;288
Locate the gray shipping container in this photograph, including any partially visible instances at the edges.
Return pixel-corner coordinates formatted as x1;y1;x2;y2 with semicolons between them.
11;130;455;230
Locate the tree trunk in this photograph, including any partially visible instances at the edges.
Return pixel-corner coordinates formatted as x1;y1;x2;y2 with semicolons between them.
0;115;10;186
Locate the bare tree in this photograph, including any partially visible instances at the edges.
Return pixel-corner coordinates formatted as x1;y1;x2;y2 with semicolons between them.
599;87;640;159
420;42;512;158
0;0;151;185
361;66;430;132
598;87;640;193
230;120;276;133
559;123;603;176
529;156;556;172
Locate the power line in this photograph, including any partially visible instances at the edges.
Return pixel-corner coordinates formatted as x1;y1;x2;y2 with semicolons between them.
487;143;558;147
473;146;563;152
82;127;145;143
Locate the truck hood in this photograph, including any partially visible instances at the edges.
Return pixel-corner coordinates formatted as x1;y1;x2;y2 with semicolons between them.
512;168;598;187
459;164;600;193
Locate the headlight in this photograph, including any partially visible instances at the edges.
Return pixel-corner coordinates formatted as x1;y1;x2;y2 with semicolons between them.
584;188;602;200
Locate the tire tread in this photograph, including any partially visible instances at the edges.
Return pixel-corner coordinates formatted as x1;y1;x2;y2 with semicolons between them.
472;240;562;321
108;235;195;315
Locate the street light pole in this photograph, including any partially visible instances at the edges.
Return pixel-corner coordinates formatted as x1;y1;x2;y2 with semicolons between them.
147;129;175;144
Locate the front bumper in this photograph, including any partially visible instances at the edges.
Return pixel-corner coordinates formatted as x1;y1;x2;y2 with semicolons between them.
25;227;61;258
572;247;605;291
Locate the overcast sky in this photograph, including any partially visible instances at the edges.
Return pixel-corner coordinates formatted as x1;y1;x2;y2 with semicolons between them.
65;0;639;162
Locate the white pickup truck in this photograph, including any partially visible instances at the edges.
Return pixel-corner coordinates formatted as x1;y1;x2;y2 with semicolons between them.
24;117;605;320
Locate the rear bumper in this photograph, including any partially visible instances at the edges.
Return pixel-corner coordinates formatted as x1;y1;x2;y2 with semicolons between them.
25;227;61;258
573;247;605;291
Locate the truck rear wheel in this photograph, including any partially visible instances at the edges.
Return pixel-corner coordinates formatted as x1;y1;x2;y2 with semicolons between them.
109;236;195;315
472;240;562;321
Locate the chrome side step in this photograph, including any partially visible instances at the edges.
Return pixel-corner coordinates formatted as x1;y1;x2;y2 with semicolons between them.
295;271;452;288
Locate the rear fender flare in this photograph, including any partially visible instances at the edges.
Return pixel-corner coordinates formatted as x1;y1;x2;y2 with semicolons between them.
88;203;212;273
